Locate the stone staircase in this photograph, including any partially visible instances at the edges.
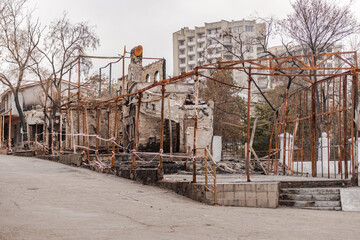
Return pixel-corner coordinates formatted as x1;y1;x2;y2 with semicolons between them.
279;187;341;210
278;180;351;210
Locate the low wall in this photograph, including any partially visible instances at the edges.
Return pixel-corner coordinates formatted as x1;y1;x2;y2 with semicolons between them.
159;181;279;208
37;154;82;166
340;188;360;211
117;168;159;185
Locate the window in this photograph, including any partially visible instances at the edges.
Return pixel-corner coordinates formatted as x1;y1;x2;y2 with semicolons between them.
154;71;160;82
145;74;150;82
188;37;194;42
245;26;253;32
179;40;185;46
189;46;194;52
198;43;203;48
246;46;254;53
197;33;205;38
189;65;194;70
189;55;194;61
233;26;242;33
180;67;185;73
179;49;185;55
207;28;219;35
180;59;185;64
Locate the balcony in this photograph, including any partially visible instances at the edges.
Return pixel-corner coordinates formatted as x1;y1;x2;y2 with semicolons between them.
179;63;186;68
188;51;195;56
208;53;221;59
197;38;205;43
188;60;196;65
223;41;232;46
197;48;204;52
207;33;219;39
179;45;186;49
188;41;195;46
179;54;186;59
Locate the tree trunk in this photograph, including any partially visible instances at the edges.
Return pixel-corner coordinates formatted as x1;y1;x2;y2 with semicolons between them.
13;92;29;150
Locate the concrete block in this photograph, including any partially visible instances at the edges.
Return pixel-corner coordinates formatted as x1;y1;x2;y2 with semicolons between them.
268;198;279;208
255;184;268;192
216;184;224;192
340;188;360;211
256;192;268;199
237;199;246;207
223;199;237;206
245;191;257;198
235;191;245;199
223;191;235;200
205;191;215;200
223;184;234;192
246;198;257;207
257;198;269;208
245;183;256;192
234;184;245;191
267;183;279;192
267;191;279;198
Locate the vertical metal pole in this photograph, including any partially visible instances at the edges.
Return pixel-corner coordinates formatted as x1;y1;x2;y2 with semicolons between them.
96;107;100;153
122;46;126;95
43;111;46;154
353;72;359;185
77;57;81;146
159;85;165;179
8;110;11;151
0;113;2;149
213;162;217;205
67;108;71;149
311;84;317;177
109;63;112;96
246;69;251;182
71;110;75;153
84;107;90;161
343;75;348;179
282;90;289;175
111;104;118;168
131;93;142;168
168;95;173;157
99;68;102;97
59;112;63;154
205;149;208;189
107;108;110;151
192;72;199;183
2;114;4;148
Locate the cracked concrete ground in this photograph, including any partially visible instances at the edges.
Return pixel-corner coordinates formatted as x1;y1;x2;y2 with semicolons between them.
1;155;360;240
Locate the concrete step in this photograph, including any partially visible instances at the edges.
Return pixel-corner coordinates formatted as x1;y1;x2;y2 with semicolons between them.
279;180;351;189
279;200;341;208
280;188;340;195
280;205;342;211
280;193;340;201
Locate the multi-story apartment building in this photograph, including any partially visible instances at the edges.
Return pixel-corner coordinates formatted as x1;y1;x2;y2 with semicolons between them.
173;20;265;88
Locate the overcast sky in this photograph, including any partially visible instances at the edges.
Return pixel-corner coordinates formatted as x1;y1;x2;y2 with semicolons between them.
27;0;360;78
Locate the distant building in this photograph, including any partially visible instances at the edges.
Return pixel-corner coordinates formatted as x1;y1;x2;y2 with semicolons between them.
0;80;90;149
173;19;265;88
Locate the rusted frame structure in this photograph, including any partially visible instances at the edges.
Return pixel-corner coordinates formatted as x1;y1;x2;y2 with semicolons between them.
38;51;358;185
196;51;359;183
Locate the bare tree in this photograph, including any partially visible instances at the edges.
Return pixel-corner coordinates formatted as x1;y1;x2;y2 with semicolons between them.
36;12;99;118
33;12;99;152
0;0;42;149
279;0;360;126
279;0;360;56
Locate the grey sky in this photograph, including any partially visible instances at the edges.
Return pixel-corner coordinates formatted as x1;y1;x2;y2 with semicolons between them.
28;0;360;78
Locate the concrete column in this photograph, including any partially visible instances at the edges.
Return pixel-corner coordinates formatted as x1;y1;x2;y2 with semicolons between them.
279;133;293;166
317;132;330;176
